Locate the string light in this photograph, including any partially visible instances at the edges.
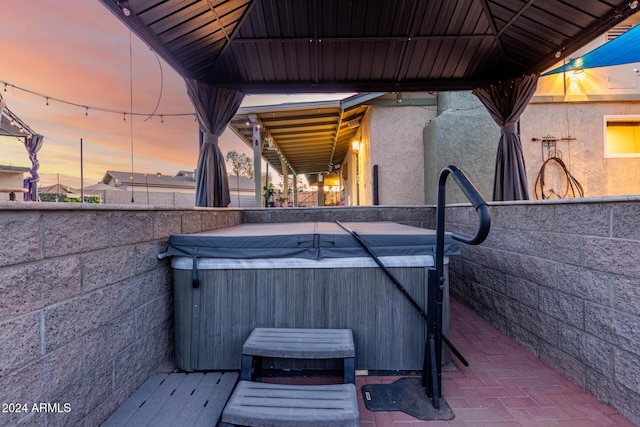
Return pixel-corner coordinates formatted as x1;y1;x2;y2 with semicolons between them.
0;78;195;121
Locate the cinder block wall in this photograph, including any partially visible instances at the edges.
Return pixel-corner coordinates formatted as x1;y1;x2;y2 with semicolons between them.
241;205;436;227
447;198;640;425
5;201;639;425
0;203;241;427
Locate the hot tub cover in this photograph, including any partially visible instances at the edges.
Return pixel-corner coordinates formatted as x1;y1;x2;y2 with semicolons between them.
161;222;460;260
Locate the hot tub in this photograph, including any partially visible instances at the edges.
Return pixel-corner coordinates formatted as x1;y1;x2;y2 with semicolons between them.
164;221;460;372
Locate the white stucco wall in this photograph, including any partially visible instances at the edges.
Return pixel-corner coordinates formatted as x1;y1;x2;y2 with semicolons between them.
341;111;369;206
365;105;435;205
0;171;26;201
522;101;640;198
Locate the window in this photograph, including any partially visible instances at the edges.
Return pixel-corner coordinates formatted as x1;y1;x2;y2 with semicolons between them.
604;116;640;157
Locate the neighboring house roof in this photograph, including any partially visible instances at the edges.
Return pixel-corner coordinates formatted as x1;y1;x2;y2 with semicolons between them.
102;171;196;189
39;183;81;194
101;170;255;192
176;170;195;178
0;165;29;174
85;182;125;192
227;174;256;191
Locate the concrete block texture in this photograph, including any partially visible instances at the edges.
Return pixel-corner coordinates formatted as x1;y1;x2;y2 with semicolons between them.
0;206;238;427
0;257;81;321
448;200;640;425
0;313;41;377
42;211;111;257
0;212;41;267
111;212;154;246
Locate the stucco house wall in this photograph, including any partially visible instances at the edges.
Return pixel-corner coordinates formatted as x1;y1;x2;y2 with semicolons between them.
342;109;371;206
522;16;640;199
423;92;499;204
0;166;28;201
521;100;640;198
342;101;436;206
366;105;433;205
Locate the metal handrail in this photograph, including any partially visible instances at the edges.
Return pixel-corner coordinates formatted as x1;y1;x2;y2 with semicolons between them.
425;165;491;409
436;165;491;273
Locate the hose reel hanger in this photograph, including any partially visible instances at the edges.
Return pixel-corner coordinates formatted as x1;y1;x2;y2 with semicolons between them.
532;135;583;200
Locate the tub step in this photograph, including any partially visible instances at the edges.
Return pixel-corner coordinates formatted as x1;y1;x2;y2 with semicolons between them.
221;381;359;427
240;328;355;383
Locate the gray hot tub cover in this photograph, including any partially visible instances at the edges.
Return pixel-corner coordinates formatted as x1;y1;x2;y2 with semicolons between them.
160;222;460;260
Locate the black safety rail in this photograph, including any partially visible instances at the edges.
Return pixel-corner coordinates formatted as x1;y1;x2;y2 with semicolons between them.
335;165;490;410
423;165;490;409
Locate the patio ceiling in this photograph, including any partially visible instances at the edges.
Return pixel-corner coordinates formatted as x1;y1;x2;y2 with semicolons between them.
228;93;399;177
99;0;639;93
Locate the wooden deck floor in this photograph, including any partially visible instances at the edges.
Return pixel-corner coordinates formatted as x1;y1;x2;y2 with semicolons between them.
101;372;237;427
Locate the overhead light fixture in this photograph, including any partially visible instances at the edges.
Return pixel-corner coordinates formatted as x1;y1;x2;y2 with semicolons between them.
118;1;131;16
347;118;360;129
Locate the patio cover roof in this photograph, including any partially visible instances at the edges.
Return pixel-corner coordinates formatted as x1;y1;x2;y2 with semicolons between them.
98;0;638;93
98;0;639;206
228;93;419;178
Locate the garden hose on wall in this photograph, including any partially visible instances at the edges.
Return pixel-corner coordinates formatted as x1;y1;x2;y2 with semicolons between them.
534;156;584;199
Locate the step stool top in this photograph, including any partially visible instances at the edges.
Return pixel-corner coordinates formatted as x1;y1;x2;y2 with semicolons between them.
222;381;359;427
242;328;355;358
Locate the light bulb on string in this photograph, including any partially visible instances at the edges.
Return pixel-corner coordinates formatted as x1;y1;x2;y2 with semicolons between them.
85;106;89;116
160;115;164;123
123;113;127;121
1;78;199;121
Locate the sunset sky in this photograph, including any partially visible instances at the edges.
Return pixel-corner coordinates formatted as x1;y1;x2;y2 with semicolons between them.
0;0;348;186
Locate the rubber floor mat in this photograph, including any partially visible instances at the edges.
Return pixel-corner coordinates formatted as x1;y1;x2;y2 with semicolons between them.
361;377;454;421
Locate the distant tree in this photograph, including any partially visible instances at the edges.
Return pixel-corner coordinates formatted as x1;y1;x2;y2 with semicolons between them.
226;150;254;179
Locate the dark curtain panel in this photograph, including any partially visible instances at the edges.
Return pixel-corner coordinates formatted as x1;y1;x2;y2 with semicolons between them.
472;73;539;201
186;79;245;207
23;134;44;201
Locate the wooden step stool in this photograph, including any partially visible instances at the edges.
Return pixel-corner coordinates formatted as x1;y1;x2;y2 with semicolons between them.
240;328;356;384
221;381;359;427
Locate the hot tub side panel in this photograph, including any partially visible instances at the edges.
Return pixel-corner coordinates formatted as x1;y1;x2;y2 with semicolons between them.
173;266;440;371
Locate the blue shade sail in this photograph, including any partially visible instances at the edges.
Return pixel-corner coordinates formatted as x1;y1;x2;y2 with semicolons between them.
543;25;640;76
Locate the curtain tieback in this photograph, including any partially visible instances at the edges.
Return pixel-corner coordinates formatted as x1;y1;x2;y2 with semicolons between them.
203;132;219;145
501;123;518;134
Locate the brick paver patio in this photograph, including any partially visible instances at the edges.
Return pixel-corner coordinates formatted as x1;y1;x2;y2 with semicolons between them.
354;299;636;426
